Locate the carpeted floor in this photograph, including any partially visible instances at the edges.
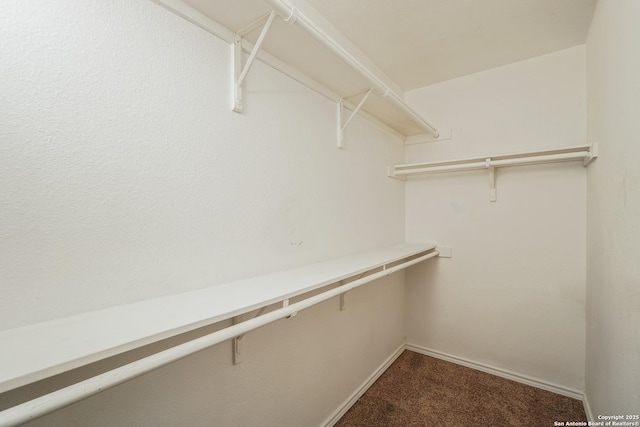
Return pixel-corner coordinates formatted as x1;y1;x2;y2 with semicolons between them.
335;350;586;427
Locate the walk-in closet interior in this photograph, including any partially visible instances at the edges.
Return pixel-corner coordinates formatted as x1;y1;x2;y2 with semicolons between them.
1;0;638;425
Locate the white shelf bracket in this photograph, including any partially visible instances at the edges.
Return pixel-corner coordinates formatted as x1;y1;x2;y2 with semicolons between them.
283;298;297;318
232;306;268;364
386;166;406;181
436;246;453;258
232;11;277;113
337;99;343;149
337;279;347;311
284;6;298;24
232;316;243;365
486;158;497;202
337;88;373;148
584;142;599;166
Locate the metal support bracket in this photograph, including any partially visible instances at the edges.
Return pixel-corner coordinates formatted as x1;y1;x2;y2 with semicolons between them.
436;246;453;258
232;11;277;113
486;159;497;202
584;141;599;166
337;279;347;311
405;128;454;145
283;298;297;318
232;306;268;365
231;297;298;364
232;316;243;365
337;88;373;148
386;166;406;181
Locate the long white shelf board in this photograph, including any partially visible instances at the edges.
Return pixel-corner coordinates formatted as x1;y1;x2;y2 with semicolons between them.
0;243;435;394
155;0;438;139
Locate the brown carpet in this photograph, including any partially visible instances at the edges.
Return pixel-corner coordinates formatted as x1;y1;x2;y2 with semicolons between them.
335;350;586;427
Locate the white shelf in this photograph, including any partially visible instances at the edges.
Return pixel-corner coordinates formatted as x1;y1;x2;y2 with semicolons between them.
388;144;597;201
0;243;436;394
153;0;439;141
390;144;597;176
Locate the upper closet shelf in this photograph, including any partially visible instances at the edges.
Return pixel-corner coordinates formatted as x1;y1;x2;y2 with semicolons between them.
154;0;439;145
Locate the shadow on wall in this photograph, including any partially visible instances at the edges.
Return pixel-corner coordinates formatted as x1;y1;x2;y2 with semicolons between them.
405;260;441;331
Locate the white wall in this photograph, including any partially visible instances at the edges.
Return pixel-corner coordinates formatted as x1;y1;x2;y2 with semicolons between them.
403;46;587;393
0;0;406;425
585;0;640;416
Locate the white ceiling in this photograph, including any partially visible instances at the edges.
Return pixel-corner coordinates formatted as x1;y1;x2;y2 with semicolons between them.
179;0;597;93
303;0;597;90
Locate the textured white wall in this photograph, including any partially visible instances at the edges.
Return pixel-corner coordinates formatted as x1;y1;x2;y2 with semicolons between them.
0;0;406;424
585;0;640;416
0;0;404;327
404;46;587;393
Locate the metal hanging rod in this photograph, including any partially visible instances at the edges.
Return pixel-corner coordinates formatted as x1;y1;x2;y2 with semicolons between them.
0;250;439;427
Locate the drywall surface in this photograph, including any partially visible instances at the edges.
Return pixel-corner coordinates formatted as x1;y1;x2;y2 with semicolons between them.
585;0;640;416
404;46;587;393
0;0;406;425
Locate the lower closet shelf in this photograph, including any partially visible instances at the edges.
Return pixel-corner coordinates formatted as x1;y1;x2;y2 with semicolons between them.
0;243;436;395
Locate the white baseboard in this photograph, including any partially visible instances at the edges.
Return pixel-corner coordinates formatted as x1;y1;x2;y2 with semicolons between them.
323;343;587;426
321;343;405;427
405;343;584;401
583;391;594;422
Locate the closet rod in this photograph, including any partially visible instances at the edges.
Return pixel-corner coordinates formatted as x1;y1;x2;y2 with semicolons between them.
391;144;597;178
264;0;439;137
0;250;439;427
